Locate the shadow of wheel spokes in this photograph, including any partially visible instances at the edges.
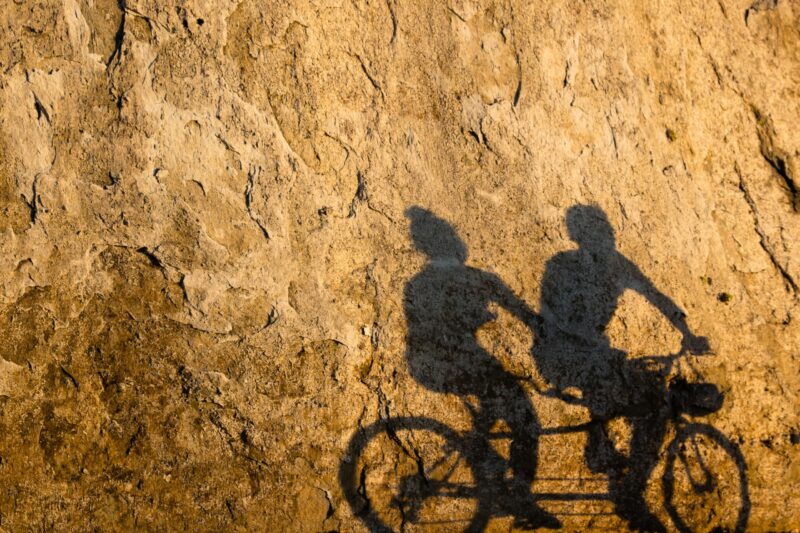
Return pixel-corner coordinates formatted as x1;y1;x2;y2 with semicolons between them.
341;417;485;532
663;423;749;533
681;432;719;493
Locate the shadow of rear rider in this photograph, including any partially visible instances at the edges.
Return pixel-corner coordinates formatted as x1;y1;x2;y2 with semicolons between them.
403;207;559;530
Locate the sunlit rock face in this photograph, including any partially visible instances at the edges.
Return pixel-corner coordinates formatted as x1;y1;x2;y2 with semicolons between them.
0;1;797;530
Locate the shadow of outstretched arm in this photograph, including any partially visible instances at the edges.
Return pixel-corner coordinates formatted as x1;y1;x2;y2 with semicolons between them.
621;255;708;352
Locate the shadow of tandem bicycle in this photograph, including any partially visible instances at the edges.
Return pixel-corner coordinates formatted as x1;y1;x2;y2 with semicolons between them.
339;349;749;532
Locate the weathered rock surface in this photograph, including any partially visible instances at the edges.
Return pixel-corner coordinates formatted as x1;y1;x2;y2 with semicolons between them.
0;0;798;530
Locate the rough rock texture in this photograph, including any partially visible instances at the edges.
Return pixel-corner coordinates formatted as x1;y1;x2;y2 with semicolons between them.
0;0;798;531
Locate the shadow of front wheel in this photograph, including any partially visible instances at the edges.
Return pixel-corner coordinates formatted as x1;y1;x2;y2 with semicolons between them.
662;423;749;533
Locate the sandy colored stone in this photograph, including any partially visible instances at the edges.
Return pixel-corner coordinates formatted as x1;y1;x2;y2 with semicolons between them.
0;0;798;530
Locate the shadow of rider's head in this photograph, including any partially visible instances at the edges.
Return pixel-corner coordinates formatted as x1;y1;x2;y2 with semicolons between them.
565;204;616;254
405;206;468;264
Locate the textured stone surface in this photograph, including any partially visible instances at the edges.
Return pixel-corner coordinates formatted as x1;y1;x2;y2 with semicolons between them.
0;0;798;530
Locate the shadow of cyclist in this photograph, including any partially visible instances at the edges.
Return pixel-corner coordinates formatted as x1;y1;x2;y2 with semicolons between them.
533;204;709;532
403;206;560;530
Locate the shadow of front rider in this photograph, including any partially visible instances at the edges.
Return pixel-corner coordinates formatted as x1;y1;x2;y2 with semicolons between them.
534;204;708;532
403;207;560;530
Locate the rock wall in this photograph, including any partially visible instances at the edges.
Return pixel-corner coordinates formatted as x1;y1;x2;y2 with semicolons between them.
0;0;798;530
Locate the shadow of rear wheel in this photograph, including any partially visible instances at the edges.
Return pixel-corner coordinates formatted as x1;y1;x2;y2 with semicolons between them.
663;423;749;533
340;416;484;532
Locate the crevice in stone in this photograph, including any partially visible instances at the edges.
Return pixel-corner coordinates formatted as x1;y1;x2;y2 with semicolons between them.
354;54;385;100
60;365;79;389
356;463;370;514
125;424;142;455
107;1;127;67
33;93;50;124
24;173;42;224
761;151;798;212
744;0;780;25
752;106;799;212
510;36;523;108
245;165;270;241
348;171;368;218
606;113;618;159
385;0;397;45
446;6;467;23
736;164;798;295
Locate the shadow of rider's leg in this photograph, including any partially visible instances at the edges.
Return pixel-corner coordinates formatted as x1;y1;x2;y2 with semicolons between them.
505;379;538;489
610;409;669;532
488;377;560;528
